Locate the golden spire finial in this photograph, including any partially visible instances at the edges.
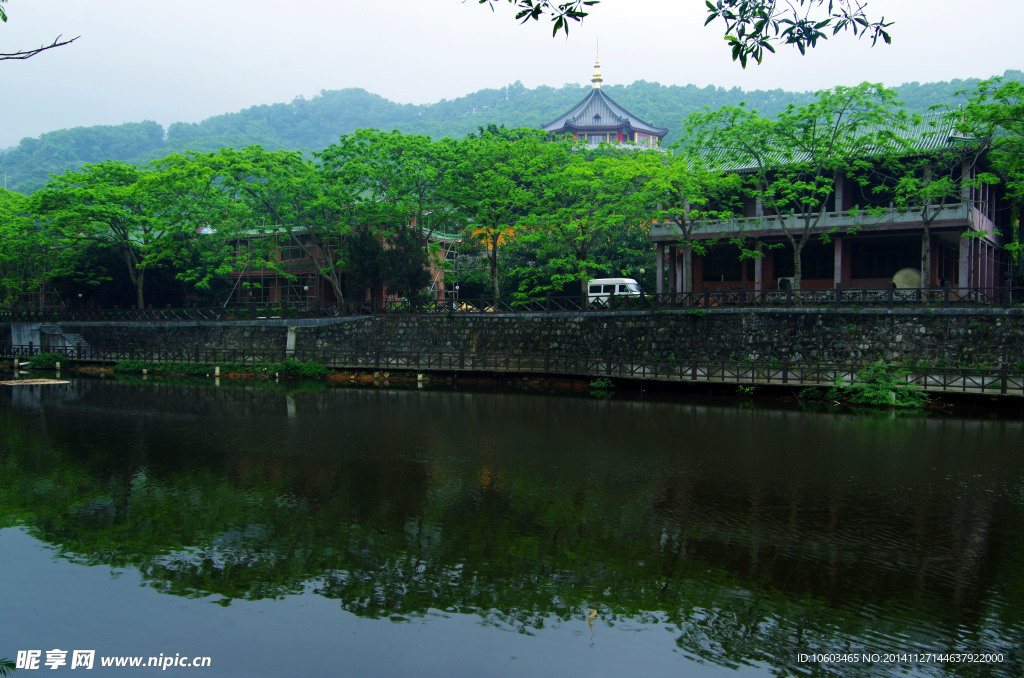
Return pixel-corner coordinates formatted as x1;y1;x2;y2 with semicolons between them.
591;56;603;89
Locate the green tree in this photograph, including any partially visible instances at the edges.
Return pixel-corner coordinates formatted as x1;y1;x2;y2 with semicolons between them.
206;146;359;309
449;129;549;300
481;0;891;66
684;83;909;289
320;130;460;300
635;150;743;293
0;187;53;309
382;226;431;300
957;77;1024;266
341;228;385;307
875;116;992;287
31;161;170;309
513;143;650;303
145;151;243;301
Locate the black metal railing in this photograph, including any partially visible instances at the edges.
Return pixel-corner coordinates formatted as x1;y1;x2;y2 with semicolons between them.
0;284;1019;323
4;344;1022;398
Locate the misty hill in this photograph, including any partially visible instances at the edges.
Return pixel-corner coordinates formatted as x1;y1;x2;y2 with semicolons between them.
2;71;1021;194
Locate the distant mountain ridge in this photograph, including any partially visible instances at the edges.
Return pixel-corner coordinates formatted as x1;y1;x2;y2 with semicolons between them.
2;71;1021;194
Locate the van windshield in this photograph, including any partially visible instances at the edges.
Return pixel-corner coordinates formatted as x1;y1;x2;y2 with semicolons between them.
620;283;641;294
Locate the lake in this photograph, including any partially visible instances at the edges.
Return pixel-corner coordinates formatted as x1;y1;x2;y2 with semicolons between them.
1;376;1022;676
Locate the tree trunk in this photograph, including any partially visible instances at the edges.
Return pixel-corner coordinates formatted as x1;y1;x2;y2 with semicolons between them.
793;247;803;291
326;277;346;311
135;268;145;310
489;234;500;301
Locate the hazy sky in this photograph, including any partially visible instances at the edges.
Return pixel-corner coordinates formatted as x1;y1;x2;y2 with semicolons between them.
2;0;1021;149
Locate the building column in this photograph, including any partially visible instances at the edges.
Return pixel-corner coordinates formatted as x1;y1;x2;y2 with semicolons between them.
959;235;970;289
656;243;664;294
833;235;844;287
676;249;684;293
754;243;764;292
668;246;677;293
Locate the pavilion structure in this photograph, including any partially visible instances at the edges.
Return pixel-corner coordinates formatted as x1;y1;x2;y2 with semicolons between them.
541;58;668;148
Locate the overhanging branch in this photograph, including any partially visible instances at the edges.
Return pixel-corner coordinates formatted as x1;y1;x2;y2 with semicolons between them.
1;34;79;61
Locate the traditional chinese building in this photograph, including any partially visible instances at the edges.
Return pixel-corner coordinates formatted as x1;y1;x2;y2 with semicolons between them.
649;116;1011;295
541;58;668;148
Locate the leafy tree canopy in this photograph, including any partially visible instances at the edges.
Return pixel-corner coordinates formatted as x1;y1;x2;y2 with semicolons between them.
481;0;891;66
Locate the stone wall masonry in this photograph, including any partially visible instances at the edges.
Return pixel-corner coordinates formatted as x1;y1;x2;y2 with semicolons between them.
297;308;1024;368
5;308;1024;368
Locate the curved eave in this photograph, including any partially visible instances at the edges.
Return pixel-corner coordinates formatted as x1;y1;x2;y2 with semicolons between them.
541;88;668;138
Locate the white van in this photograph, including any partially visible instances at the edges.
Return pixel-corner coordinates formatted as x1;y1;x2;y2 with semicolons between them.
588;277;642;307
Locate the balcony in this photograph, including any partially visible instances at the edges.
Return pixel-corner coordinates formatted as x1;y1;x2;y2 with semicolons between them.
649;202;974;242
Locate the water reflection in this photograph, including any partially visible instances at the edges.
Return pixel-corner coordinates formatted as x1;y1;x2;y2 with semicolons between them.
1;378;1022;676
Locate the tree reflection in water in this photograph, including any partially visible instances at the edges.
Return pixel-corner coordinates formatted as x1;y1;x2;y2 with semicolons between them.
1;378;1022;676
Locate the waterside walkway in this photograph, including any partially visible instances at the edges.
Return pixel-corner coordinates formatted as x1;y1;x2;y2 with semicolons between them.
4;345;1023;398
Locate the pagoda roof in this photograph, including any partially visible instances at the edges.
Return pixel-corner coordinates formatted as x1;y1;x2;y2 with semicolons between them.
541;87;668;138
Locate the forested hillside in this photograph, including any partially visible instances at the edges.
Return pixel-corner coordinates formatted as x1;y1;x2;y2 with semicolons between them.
2;71;1020;194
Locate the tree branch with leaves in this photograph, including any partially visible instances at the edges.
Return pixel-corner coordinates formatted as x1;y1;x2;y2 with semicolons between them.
479;0;891;66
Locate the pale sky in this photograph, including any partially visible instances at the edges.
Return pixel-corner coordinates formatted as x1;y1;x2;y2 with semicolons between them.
1;0;1021;149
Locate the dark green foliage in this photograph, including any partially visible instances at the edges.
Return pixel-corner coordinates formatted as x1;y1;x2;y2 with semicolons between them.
112;358;330;378
0;121;165;193
342;229;385;304
845;361;930;408
4;73;1020;194
277;359;330;378
27;352;65;369
383;227;430;300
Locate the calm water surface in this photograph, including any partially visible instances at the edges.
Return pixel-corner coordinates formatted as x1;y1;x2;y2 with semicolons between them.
1;376;1022;677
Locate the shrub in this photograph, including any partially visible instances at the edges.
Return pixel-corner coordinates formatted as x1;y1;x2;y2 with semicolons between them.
846;361;930;408
28;352;65;369
797;387;824;401
113;359;151;373
276;359;330;378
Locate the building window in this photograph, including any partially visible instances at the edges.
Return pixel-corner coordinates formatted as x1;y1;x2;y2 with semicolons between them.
702;246;751;283
850;238;919;279
773;241;835;280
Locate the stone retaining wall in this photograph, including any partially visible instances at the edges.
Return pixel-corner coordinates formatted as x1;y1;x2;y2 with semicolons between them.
5;308;1024;368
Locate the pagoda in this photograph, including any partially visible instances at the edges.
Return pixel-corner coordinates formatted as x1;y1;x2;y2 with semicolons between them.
541;58;668;147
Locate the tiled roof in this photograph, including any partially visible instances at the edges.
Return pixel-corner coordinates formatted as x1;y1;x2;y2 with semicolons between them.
542;88;668;138
701;112;978;173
